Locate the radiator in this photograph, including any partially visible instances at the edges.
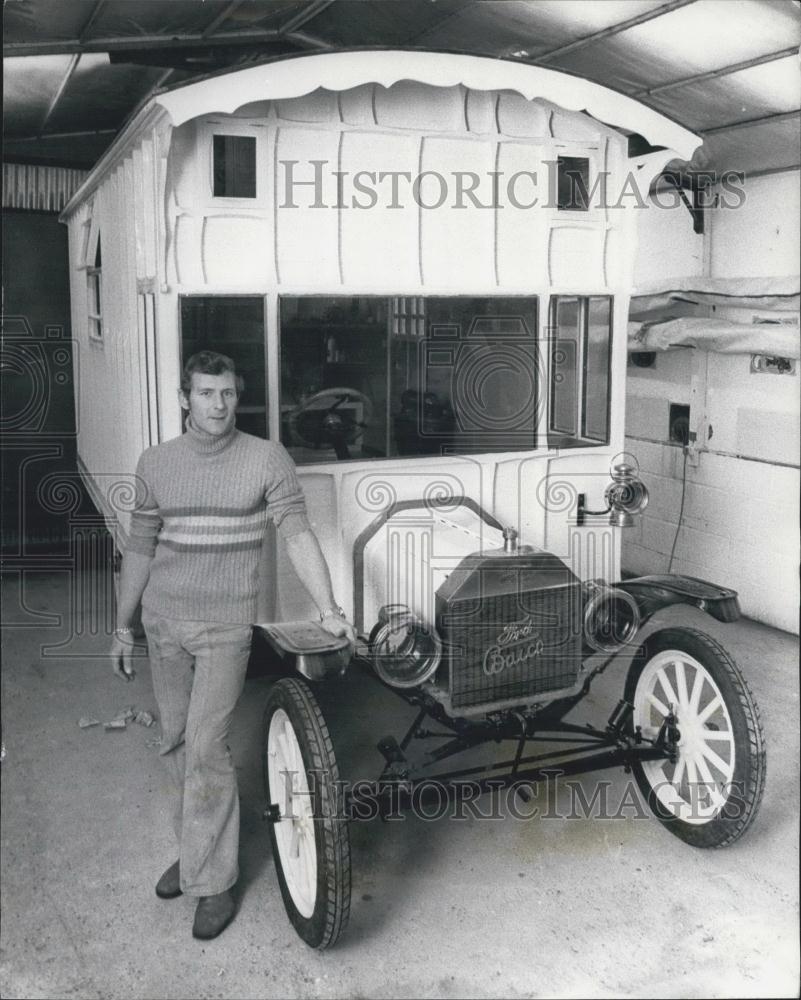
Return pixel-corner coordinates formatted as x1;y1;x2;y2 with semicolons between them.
436;552;583;710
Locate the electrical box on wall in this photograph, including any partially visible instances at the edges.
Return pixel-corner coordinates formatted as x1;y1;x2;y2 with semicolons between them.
750;355;796;375
669;403;690;444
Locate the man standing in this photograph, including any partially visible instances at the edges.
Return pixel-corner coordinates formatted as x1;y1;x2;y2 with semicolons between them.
109;350;355;940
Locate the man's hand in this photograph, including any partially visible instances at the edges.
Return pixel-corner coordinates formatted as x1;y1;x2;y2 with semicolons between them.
110;633;137;682
320;613;357;652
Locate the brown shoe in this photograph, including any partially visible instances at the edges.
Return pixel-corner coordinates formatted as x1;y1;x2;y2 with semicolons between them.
192;890;236;940
155;861;182;900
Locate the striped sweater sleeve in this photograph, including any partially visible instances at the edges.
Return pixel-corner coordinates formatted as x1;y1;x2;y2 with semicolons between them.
264;442;310;537
125;449;162;557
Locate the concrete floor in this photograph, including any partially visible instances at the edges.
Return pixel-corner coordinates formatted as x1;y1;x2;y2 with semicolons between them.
1;568;798;1000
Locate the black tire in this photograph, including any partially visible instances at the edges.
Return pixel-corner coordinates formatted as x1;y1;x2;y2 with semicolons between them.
262;678;351;948
624;627;766;848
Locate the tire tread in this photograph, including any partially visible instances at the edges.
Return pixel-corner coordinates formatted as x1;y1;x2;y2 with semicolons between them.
263;677;351;948
626;626;766;849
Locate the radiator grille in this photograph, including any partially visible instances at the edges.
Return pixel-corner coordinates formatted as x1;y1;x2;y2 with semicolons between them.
441;584;583;709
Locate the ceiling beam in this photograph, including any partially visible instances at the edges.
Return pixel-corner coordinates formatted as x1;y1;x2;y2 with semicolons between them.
532;0;697;64
4;27;324;57
701;109;801;135
79;0;107;40
9;127;119;142
633;46;801;98
201;1;246;38
731;163;801;179
287;30;334;50
279;0;335;35
38;53;80;137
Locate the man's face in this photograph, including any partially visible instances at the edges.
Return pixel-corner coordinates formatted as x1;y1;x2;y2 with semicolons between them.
180;371;238;436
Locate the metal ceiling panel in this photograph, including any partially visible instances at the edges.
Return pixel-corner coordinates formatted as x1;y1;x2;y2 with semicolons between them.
3;0;800;175
397;0;579;56
606;0;800;75
2;53;170;138
648;55;801;132
2;0;312;51
550;0;801;93
2;54;87;134
692;117;801;175
46;63;176;134
519;0;668;36
2;0;93;43
305;0;473;47
81;0;232;39
220;2;308;32
548;38;676;93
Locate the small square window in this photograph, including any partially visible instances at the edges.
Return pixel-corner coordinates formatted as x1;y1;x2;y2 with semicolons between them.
213;135;256;198
557;156;590;211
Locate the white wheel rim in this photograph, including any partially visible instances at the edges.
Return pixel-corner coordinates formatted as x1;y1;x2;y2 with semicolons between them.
633;649;736;825
267;708;317;918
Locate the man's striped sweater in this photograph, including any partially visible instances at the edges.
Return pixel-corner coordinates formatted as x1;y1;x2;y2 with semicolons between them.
126;416;310;624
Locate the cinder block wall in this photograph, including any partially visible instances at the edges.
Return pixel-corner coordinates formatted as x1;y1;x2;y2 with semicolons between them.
623;170;800;634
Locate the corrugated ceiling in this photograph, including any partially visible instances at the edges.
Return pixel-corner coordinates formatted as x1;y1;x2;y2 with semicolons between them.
3;0;800;177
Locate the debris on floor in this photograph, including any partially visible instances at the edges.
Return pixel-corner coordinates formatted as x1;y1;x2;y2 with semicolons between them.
78;706;157;732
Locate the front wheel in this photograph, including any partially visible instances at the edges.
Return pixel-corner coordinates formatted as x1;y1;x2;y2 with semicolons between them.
625;627;766;848
262;678;351;948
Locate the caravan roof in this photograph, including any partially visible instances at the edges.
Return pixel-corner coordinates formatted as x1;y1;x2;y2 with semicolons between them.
61;48;702;219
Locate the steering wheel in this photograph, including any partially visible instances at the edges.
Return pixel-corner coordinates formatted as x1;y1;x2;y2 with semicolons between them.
288;387;373;460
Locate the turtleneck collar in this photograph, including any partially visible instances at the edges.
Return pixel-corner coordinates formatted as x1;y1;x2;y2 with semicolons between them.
183;414;238;455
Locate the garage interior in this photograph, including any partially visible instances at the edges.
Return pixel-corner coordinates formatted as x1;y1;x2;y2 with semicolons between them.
2;2;799;998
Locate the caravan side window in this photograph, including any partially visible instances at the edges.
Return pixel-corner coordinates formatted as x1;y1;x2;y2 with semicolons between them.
87;235;102;340
79;205;102;341
279;296;540;464
549;296;612;447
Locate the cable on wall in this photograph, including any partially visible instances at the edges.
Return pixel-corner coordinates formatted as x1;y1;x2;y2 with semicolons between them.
667;446;690;573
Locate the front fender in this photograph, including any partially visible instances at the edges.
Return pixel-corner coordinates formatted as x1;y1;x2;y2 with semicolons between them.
256;621;351;680
616;574;741;624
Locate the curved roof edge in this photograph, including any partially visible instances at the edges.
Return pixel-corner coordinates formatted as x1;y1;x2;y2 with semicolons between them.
156;50;701;161
61;50;703;219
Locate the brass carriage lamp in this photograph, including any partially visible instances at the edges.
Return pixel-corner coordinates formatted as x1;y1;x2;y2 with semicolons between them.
604;463;649;527
577;463;650;527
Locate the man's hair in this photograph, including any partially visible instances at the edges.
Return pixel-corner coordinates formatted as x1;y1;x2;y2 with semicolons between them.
180;351;245;396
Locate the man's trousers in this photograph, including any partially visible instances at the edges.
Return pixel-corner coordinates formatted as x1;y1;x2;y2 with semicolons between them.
142;613;253;896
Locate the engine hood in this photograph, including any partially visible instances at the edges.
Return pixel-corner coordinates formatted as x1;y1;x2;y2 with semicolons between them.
436;550;578;605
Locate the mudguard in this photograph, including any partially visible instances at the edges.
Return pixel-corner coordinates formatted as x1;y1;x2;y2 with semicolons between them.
256;620;351;680
616;574;741;624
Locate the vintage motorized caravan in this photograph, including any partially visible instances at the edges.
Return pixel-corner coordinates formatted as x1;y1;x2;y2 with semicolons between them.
60;49;702;618
62;52;765;950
